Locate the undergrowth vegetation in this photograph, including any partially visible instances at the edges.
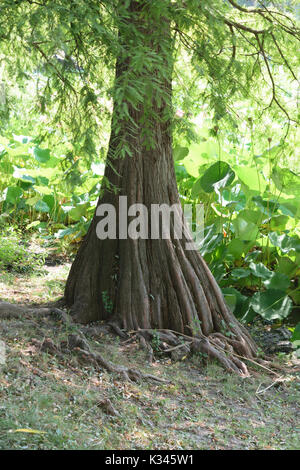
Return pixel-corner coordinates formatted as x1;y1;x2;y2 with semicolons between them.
0;228;44;273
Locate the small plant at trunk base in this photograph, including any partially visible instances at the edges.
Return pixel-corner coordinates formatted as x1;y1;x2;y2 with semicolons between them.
194;351;208;365
220;320;235;338
151;331;161;354
102;291;113;315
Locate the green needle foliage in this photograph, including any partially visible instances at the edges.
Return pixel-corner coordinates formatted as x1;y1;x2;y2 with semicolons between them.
0;0;299;150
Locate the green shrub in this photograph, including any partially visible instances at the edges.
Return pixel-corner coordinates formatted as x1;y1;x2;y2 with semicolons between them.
0;231;44;273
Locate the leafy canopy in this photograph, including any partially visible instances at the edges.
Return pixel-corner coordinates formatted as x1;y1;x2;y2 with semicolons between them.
0;0;299;155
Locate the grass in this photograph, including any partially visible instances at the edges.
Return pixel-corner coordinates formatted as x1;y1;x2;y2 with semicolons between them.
1;315;299;450
0;234;299;450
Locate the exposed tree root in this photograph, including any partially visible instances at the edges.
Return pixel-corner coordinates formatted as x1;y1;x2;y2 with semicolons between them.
0;301;50;319
0;299;281;378
30;334;169;385
107;321;129;339
136;332;154;363
69;338;169;384
135;328;276;377
98;398;120;417
0;300;72;323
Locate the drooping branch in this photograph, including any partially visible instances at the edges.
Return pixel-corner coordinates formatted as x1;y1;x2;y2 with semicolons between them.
255;32;294;123
270;32;298;82
227;0;267;14
29;41;78;95
224;18;266;35
226;23;237;71
227;0;299;35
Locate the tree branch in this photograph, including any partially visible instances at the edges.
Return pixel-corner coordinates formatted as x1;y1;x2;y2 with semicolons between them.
30;42;77;95
271;32;298;82
255;33;292;122
224;18;266;35
227;0;300;37
227;0;266;14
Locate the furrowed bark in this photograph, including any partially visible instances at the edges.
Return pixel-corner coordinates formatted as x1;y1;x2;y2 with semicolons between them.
64;1;257;374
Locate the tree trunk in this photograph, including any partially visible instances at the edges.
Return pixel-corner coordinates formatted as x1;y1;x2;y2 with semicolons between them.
64;1;257;370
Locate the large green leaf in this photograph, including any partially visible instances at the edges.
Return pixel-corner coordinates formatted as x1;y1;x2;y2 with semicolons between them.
218;184;246;210
291;323;300;342
269;215;289;231
175;162;189;181
191;177;204;199
69;202;90;221
35;200;50;213
173;146;189;161
25;196;40;207
269;232;300;253
276;257;298;277
252;196;279;217
43;195;55;211
230;268;251;280
181;142;212;177
33;185;53;195
222;287;253;321
263;272;290;290
33;147;51;163
236;167;266;192
237;209;263;226
232;217;259;241
279;202;299;218
245;250;261;263
13;168;36;184
272;168;300;196
289;289;300;306
200;161;235;193
249;262;272;280
4;186;23;204
226;239;245;259
250;290;292;320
